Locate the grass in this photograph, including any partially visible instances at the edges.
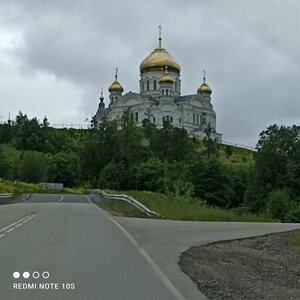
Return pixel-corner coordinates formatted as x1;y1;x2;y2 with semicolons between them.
101;199;147;218
105;189;274;222
0;179;89;198
64;187;89;195
290;230;300;254
0;179;53;197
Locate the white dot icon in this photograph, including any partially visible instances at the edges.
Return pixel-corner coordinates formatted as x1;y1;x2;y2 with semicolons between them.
13;272;20;279
42;271;50;279
23;272;30;279
32;272;40;279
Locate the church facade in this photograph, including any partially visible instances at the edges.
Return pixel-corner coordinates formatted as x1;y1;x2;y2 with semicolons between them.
94;33;222;141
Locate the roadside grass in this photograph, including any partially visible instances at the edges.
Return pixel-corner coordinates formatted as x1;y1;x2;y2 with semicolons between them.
290;230;300;254
105;189;273;222
64;187;89;195
0;179;91;197
101;199;146;218
0;179;56;198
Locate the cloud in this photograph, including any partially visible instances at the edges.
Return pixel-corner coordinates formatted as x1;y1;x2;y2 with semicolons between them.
0;0;299;146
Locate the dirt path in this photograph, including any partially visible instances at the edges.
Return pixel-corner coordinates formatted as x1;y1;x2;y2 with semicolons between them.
179;230;300;300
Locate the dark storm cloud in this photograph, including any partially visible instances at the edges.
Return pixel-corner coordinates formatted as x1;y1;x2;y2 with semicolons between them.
0;0;299;146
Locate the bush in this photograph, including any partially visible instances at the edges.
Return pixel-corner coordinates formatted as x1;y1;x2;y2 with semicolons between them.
285;207;300;223
267;189;295;222
99;160;127;190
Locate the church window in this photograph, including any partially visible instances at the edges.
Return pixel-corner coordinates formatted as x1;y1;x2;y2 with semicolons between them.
153;117;156;124
197;114;199;125
154;80;157;90
135;112;138;123
162;90;164;96
179;118;182;124
147;80;149;91
166;89;169;96
175;81;177;91
163;115;172;123
193;113;195;124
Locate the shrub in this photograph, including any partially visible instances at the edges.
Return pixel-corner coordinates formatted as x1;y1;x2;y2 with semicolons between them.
267;189;295;222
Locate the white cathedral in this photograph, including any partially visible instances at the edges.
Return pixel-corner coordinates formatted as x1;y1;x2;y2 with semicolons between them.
94;31;222;141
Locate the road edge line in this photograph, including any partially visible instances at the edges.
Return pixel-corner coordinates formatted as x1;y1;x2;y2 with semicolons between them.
91;202;186;300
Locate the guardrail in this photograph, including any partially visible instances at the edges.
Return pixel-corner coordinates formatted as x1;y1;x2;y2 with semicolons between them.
0;193;12;199
95;189;160;218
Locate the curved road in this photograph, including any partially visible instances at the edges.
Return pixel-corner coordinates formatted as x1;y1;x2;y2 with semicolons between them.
0;193;299;300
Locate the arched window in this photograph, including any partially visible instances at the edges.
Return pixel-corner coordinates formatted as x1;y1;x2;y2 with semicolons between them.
135;112;138;123
166;89;169;96
179;117;182;124
147;80;150;91
162;90;164;96
175;81;177;91
163;115;173;123
154;80;157;90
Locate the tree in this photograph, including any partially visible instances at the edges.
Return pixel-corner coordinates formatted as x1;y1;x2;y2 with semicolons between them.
20;151;48;183
99;160;127;190
48;152;81;187
203;124;218;158
188;157;233;207
267;189;295;222
0;147;10;177
245;124;300;213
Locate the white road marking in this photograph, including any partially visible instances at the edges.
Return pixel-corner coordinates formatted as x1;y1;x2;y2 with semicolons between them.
0;214;36;237
58;195;64;202
92;204;186;300
0;216;30;233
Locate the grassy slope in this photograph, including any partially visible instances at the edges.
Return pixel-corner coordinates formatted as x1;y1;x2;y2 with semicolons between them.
106;190;273;222
290;230;300;254
0;179;51;196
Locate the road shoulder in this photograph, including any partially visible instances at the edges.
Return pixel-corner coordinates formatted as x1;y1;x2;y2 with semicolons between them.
179;229;300;300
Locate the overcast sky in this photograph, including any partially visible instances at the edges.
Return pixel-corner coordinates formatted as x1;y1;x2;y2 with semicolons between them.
1;0;299;146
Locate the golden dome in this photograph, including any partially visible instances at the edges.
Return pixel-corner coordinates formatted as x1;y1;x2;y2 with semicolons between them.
197;83;212;95
140;46;180;74
108;80;124;93
159;66;174;84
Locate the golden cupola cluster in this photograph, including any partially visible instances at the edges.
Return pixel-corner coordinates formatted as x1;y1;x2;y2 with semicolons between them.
159;66;174;84
139;32;180;74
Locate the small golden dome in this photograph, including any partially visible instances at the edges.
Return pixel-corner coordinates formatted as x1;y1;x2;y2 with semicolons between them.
159;66;174;84
108;80;124;93
140;46;180;74
197;83;212;95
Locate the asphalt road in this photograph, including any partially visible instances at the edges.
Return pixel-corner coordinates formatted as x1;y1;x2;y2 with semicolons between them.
0;193;300;300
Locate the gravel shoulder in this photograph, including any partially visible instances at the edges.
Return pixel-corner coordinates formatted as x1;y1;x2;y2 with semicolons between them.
179;229;300;300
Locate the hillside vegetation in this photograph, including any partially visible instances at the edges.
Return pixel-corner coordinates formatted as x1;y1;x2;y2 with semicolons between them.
0;111;299;222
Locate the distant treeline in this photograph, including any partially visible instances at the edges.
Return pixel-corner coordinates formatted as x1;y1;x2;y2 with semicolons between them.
0;111;299;222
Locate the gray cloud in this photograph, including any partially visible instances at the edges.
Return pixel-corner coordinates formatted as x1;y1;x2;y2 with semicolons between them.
0;0;299;146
